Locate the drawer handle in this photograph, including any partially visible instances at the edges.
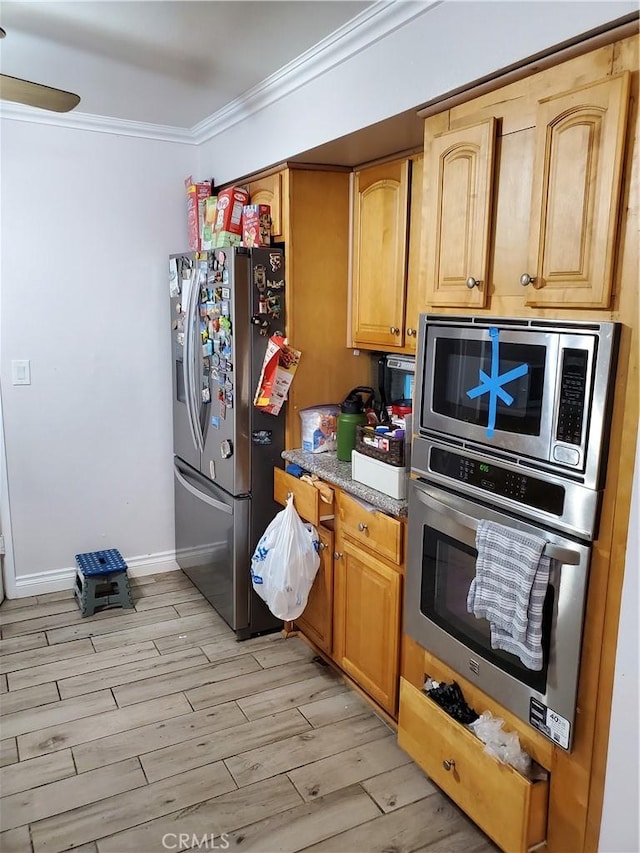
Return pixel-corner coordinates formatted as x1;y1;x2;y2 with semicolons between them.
442;759;456;772
357;522;369;533
333;552;343;560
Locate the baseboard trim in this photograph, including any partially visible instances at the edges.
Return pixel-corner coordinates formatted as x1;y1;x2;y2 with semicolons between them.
8;550;180;599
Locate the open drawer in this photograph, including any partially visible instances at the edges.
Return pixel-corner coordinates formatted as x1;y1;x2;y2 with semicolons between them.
273;467;334;526
398;678;548;853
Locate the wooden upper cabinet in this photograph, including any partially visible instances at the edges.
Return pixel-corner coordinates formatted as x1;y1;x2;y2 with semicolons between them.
525;73;630;309
246;172;283;239
424;118;497;308
352;160;410;349
404;154;424;352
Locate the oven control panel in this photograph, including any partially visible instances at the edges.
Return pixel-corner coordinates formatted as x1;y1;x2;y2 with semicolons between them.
430;447;565;515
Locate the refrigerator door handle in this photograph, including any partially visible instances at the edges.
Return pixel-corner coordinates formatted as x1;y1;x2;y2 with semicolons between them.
188;268;204;453
174;463;233;514
183;267;202;453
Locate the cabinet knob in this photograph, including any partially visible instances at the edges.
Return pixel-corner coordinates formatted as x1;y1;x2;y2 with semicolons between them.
406;328;416;337
442;759;456;772
520;273;536;286
390;326;400;335
317;541;327;551
333;552;343;560
466;277;480;289
357;522;369;533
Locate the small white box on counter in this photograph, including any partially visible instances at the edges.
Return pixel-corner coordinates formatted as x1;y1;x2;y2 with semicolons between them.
351;449;407;500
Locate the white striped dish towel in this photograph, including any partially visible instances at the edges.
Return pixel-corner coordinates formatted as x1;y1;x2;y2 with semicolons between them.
467;519;551;671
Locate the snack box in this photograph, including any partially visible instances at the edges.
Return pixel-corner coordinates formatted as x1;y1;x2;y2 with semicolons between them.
213;186;250;241
201;196;218;251
242;204;272;247
185;177;211;252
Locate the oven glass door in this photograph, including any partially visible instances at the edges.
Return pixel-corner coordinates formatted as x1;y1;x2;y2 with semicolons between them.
420;525;552;694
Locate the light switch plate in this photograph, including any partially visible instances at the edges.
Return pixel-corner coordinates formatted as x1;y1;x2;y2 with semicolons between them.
12;359;31;385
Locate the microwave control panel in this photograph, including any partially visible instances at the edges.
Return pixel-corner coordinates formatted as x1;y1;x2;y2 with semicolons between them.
430;447;565;516
556;348;588;446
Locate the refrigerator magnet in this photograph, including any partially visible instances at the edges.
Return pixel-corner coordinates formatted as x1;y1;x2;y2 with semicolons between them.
267;278;284;291
221;287;230;300
219;399;226;419
269;252;282;272
201;386;211;403
211;416;221;430
222;270;229;283
225;390;234;408
254;265;266;289
221;300;230;317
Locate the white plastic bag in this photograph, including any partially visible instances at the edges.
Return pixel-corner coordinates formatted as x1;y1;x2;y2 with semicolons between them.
250;495;320;620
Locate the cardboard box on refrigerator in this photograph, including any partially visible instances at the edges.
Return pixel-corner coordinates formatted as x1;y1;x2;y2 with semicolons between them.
185;177;212;252
213;186;250;247
253;335;301;416
242;204;271;247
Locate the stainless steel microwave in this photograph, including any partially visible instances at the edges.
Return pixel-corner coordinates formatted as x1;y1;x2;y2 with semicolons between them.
414;315;620;494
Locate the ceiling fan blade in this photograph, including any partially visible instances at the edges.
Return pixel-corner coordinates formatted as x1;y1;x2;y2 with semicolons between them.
0;74;80;112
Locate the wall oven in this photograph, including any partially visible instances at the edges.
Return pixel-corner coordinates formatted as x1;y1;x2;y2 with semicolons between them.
406;314;620;751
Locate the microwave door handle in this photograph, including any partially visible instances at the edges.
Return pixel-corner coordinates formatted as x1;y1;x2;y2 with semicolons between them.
174;464;233;514
415;487;581;566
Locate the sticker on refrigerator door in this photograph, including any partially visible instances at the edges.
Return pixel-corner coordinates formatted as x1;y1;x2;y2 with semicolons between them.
269;252;282;272
211;416;221;430
530;698;570;748
252;430;273;445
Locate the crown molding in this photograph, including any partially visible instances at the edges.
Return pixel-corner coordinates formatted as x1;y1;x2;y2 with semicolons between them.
190;0;436;145
0;0;435;144
0;101;196;144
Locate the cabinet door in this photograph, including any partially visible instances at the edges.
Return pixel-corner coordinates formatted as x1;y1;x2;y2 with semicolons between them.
352;160;409;349
424;118;496;308
525;73;630;308
404;154;424;352
333;537;401;715
296;525;333;655
246;173;283;239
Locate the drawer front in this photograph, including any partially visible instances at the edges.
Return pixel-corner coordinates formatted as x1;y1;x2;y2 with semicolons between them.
337;490;403;564
273;468;334;526
398;679;548;853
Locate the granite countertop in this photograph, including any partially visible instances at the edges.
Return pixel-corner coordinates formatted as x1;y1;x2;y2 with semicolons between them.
281;449;408;518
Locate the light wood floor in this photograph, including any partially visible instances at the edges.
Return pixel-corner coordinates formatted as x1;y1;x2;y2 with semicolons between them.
0;571;495;853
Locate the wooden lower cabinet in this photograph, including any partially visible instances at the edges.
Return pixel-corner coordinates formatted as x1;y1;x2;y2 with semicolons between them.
333;536;402;716
398;679;549;853
295;525;333;655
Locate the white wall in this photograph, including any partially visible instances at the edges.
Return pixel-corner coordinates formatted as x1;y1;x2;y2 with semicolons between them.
599;434;640;852
197;0;637;182
0;120;197;594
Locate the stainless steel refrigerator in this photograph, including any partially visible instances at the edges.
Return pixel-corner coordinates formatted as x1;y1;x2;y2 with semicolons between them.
170;246;285;638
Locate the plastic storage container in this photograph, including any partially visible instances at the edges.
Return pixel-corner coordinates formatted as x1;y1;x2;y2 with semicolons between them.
300;405;340;453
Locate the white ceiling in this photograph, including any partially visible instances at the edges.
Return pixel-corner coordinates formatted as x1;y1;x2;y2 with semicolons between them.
0;1;374;128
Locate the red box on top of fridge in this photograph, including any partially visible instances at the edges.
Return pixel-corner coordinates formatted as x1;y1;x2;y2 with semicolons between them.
213;186;250;246
185;177;212;251
242;204;272;247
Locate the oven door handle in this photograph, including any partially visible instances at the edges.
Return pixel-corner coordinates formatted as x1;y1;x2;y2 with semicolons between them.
413;486;582;566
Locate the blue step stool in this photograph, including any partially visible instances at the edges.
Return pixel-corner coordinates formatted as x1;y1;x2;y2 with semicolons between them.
74;549;133;617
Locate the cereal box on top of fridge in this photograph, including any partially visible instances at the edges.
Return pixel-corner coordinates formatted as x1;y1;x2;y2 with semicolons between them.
185;177;212;252
242;204;271;247
213;186;250;242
